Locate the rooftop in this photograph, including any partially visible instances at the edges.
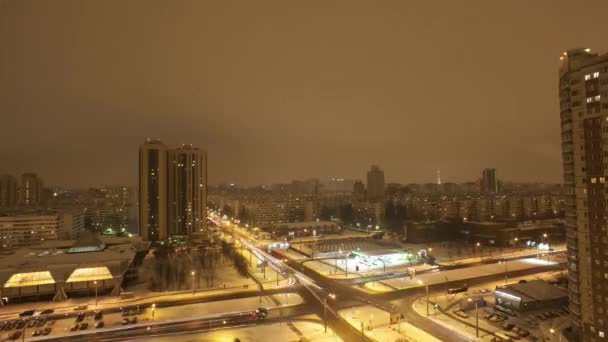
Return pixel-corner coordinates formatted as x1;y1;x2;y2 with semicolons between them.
496;279;567;303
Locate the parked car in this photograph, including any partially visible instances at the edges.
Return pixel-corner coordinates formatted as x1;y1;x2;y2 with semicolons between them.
40;309;54;315
121;318;129;325
79;322;88;330
32;329;42;337
8;331;22;340
74;305;88;311
129;317;138;324
76;312;85;322
42;327;52;335
70;324;79;331
27;319;37;328
15;320;26;329
255;307;269;318
502;323;515;331
95;321;104;329
19;310;35;317
94;311;103;320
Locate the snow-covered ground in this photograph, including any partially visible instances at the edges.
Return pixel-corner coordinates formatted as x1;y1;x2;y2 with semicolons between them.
20;293;303;341
391;270;568;342
363;257;562;293
136;314;343;342
339;305;439;342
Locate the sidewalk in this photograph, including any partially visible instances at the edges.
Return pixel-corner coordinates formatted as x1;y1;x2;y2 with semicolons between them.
339;305;440;342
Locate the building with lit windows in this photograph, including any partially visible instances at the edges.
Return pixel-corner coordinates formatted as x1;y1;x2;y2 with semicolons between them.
139;140;208;243
167;144;207;236
139;139;168;242
19;173;43;206
559;47;608;340
0;211;84;251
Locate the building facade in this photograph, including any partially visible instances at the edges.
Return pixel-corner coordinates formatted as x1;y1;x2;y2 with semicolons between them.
19;173;43;206
559;47;608;340
139;140;168;242
0;175;17;208
481;168;498;194
167;145;207;236
138;140;208;242
366;165;385;202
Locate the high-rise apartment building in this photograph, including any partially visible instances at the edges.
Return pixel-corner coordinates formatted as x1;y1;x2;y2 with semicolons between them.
0;175;17;208
19;173;43;206
167;145;207;236
139;140;208;242
481;168;497;193
139;139;167;242
353;180;366;201
366;165;385;202
559;48;608;341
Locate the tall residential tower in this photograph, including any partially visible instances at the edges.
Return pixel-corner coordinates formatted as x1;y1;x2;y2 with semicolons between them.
559;48;608;341
167;145;207;236
139;139;168;242
366;165;385;202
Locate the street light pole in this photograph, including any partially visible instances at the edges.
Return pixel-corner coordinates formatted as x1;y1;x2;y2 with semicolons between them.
151;304;156;321
324;297;327;333
419;280;429;316
475;300;479;337
191;271;196;294
94;280;98;306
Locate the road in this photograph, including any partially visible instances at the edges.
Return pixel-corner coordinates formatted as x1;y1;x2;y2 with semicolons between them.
35;305;314;342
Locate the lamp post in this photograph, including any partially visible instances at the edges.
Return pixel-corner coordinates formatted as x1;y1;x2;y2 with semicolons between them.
418;280;429;316
468;298;479;337
512;237;518;253
94;280;98;306
191;271;196;294
151;304;156;321
324;293;336;333
345;252;350;278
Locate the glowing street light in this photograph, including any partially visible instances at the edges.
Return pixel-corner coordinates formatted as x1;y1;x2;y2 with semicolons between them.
151;303;156;321
191;271;196;294
468;298;479;337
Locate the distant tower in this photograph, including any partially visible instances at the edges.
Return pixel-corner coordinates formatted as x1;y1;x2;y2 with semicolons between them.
366;165;385;202
437;169;442;185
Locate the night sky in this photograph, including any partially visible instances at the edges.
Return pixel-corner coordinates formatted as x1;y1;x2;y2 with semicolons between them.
1;1;607;188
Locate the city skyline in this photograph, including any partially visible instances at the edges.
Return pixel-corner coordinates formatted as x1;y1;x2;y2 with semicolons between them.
2;1;608;188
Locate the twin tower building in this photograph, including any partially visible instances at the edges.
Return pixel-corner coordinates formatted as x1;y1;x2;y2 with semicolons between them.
138;139;207;243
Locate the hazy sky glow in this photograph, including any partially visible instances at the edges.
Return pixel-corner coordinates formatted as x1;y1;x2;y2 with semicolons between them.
1;0;608;187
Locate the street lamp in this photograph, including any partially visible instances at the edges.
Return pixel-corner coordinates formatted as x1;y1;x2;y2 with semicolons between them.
418;280;429;316
151;304;156;321
324;293;336;333
94;280;98;306
468;298;479;337
191;271;196;294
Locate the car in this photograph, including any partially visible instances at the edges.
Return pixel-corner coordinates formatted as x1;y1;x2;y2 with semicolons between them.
47;320;56;326
19;310;35;317
255;307;269;318
480;288;491;293
517;329;530;337
36;318;46;327
95;321;104;329
504;331;521;340
502;323;515;331
32;329;42;337
70;323;79;331
76;312;85;322
42;327;52;335
27;319;37;328
136;306;143;314
9;331;22;340
74;305;88;311
129;317;138;324
79;322;88;330
121;318;129;325
4;320;15;330
94;311;103;320
40;309;54;315
15;320;26;329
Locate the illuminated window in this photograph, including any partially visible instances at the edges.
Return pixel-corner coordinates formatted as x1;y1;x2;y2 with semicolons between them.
596;95;602;101
66;267;113;282
588;97;594;103
595;72;601;79
4;272;55;288
592;178;597;184
586;74;592;81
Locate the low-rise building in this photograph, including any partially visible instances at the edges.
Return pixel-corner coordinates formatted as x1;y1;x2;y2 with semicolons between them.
494;279;568;311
